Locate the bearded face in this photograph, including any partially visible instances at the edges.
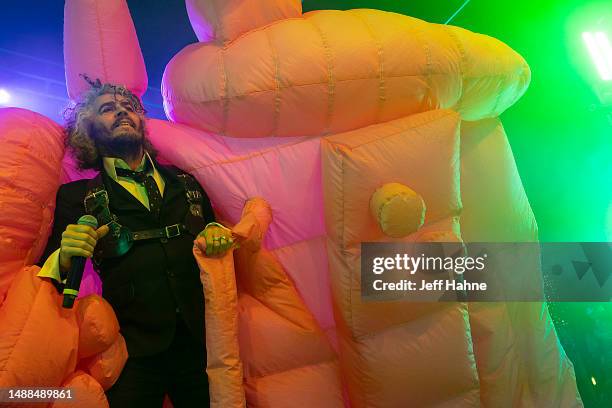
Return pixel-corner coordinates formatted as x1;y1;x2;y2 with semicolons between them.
88;93;145;159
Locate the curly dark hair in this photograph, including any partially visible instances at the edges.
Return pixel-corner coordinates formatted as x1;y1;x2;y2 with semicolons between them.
63;76;156;171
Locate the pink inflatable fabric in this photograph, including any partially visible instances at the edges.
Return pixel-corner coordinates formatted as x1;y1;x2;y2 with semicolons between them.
0;0;582;407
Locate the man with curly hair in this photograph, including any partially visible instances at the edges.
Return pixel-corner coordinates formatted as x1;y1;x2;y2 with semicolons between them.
38;78;231;407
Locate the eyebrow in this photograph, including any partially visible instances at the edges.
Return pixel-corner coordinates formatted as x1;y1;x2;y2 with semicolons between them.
98;102;115;113
97;100;135;113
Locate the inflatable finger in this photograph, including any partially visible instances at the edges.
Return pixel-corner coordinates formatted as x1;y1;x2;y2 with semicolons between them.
194;236;245;408
51;370;108;408
194;198;342;407
0;109;64;304
460;118;582;406
322;110;479;406
64;0;147;100
0;266;125;407
0;266;79;388
80;335;128;391
162;8;529;137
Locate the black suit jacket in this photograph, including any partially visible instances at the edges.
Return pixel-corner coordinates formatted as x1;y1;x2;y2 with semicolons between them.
38;164;214;357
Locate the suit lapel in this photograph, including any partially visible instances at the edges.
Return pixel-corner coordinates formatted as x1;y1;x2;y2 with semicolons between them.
158;165;185;208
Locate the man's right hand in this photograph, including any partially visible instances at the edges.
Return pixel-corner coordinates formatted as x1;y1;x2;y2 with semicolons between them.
59;224;110;273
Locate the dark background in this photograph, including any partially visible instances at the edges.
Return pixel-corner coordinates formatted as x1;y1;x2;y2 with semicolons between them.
1;1;611;405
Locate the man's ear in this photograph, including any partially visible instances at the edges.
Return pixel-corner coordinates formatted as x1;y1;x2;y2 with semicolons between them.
82;108;99;130
79;109;94;126
77;112;98;145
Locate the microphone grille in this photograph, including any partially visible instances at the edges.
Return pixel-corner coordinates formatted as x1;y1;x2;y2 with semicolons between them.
77;214;98;229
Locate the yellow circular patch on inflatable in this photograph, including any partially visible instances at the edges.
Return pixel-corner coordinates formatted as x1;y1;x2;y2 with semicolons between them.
370;183;426;238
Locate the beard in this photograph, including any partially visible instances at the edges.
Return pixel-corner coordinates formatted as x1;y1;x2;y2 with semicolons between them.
91;120;145;161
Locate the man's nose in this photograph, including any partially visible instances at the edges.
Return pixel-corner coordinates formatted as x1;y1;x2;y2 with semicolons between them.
115;106;129;117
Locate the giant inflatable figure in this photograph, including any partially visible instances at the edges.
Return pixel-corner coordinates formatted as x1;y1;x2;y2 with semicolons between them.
0;0;582;407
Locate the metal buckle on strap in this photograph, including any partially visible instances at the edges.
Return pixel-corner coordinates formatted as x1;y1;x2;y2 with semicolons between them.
84;189;109;213
165;224;181;238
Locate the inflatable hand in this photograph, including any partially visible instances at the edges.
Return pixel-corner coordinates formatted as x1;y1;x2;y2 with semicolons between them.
0;266;127;408
57;0;581;407
0;108;127;408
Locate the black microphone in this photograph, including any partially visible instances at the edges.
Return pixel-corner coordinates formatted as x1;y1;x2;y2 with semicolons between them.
62;215;98;309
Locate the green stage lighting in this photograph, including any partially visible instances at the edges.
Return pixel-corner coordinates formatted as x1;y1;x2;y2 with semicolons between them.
583;32;612;81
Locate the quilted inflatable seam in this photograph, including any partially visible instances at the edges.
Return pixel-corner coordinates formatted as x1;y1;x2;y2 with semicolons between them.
0;274;42;375
186;138;314;170
219;47;229;136
164;72;436;105
245;357;338;380
442;24;466;111
263;29;282;137
348;10;386;123
222;17;306;47
0;135;62;167
0;225;39;249
269;234;325;252
307;18;335;135
329;110;457;151
461;70;526;81
252;297;322;335
354;304;467;341
93;1;108;81
416;22;434;110
208;0;222;44
0;183;49;209
338;150;354;331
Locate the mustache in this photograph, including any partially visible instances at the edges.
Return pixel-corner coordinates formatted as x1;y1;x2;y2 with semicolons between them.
112;118;137;130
